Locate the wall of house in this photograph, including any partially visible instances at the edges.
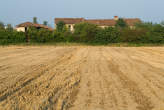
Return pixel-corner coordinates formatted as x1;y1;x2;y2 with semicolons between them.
99;26;114;28
54;24;74;31
129;26;135;29
65;24;74;32
54;24;57;29
65;25;114;31
15;27;25;32
65;24;113;31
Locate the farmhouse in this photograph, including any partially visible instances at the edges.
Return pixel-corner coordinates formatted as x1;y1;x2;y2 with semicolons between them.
55;18;85;31
15;22;53;32
55;16;141;31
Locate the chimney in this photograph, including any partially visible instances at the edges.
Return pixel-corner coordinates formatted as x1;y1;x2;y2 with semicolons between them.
114;16;119;20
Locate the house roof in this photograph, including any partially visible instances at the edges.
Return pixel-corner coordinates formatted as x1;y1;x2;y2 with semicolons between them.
55;18;85;24
16;22;34;27
16;22;53;31
84;19;116;26
55;17;141;26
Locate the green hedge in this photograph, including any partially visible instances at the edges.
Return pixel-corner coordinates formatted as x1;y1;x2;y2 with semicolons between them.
0;22;164;45
0;29;26;45
94;27;120;44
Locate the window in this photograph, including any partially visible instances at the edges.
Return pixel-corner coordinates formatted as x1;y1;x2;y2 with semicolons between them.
25;27;27;32
68;25;71;29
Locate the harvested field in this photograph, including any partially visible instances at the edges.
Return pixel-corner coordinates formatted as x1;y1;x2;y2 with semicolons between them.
0;46;164;110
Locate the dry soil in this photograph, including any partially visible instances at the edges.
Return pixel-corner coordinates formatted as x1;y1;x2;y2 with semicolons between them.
0;46;164;110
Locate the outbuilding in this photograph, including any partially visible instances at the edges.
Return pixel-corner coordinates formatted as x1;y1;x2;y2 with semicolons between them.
15;22;53;32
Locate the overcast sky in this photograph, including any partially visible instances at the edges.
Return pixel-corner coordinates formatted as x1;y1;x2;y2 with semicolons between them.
0;0;164;27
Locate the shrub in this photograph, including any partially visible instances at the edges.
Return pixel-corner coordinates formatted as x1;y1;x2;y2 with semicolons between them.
28;27;54;43
1;21;164;45
94;27;120;44
74;22;99;42
56;21;65;32
115;18;127;28
147;24;164;43
0;22;5;29
0;28;26;45
120;28;147;43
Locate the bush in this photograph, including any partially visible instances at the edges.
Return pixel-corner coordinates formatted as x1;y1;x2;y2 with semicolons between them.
94;27;120;44
74;22;99;42
1;21;164;45
120;28;148;43
0;28;26;45
0;22;5;29
147;24;164;43
28;27;55;43
115;18;127;28
56;21;65;32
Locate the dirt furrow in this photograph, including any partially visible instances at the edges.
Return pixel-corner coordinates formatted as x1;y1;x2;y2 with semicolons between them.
0;46;164;110
0;47;87;110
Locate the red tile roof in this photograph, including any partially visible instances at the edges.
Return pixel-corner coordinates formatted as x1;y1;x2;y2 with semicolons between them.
84;19;116;26
55;18;85;24
16;22;53;31
16;22;34;27
55;18;141;26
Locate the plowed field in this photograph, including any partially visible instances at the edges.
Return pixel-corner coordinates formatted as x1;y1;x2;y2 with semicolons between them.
0;46;164;110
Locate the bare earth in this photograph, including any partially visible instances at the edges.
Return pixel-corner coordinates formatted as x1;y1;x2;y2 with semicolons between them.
0;46;164;110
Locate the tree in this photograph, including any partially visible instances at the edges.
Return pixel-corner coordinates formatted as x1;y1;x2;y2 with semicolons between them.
43;21;48;26
0;21;5;29
6;24;13;31
74;22;99;42
115;18;127;28
95;27;120;44
135;22;153;30
120;28;147;43
56;21;65;32
33;17;38;24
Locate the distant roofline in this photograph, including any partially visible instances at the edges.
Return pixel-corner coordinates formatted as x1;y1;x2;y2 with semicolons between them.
16;22;53;31
55;18;84;19
54;17;141;26
54;17;141;20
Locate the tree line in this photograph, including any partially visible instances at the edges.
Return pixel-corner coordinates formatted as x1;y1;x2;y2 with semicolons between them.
0;18;164;45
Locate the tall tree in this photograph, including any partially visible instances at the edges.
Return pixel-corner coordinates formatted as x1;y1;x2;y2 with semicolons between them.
43;21;48;26
6;24;13;31
0;21;5;29
115;18;127;28
56;21;65;32
33;17;38;24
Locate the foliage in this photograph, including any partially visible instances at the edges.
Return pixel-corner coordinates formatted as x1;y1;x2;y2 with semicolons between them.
74;22;99;42
56;21;65;32
147;24;164;43
6;24;13;31
1;21;164;45
120;28;148;43
94;27;120;44
0;21;5;29
43;21;48;26
0;28;26;45
115;18;127;28
28;27;54;43
33;17;38;24
135;22;154;30
27;26;73;43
